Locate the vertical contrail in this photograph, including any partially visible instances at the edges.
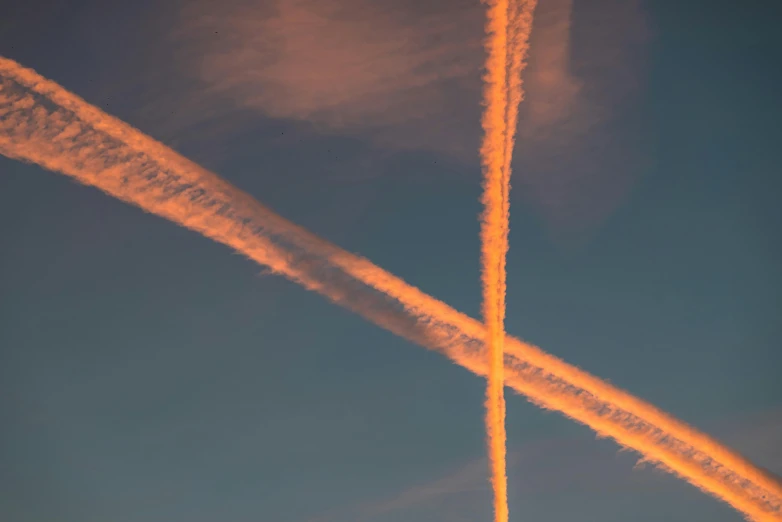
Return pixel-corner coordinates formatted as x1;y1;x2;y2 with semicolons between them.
1;57;780;521
503;0;538;182
479;1;511;522
479;2;537;521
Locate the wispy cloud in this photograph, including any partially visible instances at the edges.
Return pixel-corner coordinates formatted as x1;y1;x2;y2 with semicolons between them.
168;0;606;162
173;0;484;157
515;0;650;244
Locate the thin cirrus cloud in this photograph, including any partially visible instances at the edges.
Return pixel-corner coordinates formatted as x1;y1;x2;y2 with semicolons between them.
171;0;598;159
515;0;650;245
173;0;484;157
171;0;647;241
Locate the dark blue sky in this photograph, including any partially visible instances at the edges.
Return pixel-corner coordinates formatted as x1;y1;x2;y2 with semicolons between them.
1;1;780;521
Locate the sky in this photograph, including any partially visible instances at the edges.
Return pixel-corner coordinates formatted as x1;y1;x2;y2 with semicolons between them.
1;1;781;521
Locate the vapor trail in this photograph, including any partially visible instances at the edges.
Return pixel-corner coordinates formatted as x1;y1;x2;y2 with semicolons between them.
502;0;537;182
479;1;538;519
1;57;780;521
479;1;513;521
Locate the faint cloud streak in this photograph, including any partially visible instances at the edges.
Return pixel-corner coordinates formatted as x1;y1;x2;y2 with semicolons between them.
515;0;650;245
174;0;484;157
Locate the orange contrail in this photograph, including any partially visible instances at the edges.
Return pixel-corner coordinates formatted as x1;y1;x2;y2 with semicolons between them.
479;1;512;521
1;57;780;521
479;1;537;521
503;0;537;183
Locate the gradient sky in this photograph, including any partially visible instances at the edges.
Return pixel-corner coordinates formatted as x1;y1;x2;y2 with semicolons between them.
1;1;780;521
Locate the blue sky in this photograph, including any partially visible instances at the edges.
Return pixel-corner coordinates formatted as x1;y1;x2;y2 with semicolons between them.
1;1;780;521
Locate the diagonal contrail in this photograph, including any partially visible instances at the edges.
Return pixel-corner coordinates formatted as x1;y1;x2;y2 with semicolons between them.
1;57;780;521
